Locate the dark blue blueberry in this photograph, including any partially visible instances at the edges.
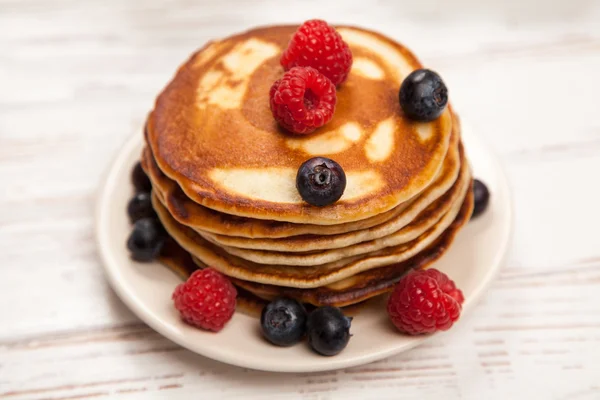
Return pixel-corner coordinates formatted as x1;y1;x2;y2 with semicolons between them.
296;157;346;207
127;218;166;262
472;179;490;219
127;192;156;224
131;162;152;193
399;69;448;121
307;306;352;356
261;298;308;346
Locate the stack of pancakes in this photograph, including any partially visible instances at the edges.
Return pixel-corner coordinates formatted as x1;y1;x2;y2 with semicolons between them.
141;25;473;308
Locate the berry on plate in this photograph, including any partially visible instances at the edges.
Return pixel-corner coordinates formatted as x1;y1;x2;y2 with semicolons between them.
307;306;352;356
261;298;308;346
172;269;237;332
296;157;346;207
399;69;448;121
472;179;490;219
387;268;464;335
131;161;152;193
281;19;353;86
127;217;166;262
270;66;337;134
127;192;156;224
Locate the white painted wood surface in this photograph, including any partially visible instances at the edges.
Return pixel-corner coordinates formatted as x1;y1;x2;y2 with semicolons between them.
2;0;600;398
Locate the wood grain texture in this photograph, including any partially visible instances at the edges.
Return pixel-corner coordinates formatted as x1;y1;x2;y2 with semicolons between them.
1;0;600;398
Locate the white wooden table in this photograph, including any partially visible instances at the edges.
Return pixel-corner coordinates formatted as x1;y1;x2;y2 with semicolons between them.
2;1;600;398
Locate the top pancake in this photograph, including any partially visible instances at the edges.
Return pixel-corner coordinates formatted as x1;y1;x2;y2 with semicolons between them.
147;25;453;225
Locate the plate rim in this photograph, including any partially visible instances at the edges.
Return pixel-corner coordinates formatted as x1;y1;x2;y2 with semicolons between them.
95;126;513;372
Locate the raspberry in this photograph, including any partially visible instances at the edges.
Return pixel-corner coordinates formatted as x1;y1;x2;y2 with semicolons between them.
281;20;353;86
269;66;336;134
387;269;464;335
172;269;237;332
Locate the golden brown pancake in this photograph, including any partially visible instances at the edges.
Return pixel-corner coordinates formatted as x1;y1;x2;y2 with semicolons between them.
142;114;463;239
158;187;473;307
152;182;470;288
146;25;453;224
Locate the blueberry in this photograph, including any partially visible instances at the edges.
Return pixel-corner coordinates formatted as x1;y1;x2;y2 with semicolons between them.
399;69;448;121
131;162;152;193
261;298;307;346
472;179;490;219
127;192;156;224
307;306;352;356
296;157;346;207
127;218;166;262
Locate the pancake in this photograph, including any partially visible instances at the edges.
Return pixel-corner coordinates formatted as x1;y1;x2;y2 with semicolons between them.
146;25;454;225
210;161;470;266
199;139;464;252
142;113;463;239
158;188;473;307
152;182;472;288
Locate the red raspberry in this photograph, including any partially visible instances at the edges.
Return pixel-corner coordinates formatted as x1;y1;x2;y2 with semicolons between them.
387;269;464;335
281;19;353;86
269;66;336;134
172;269;237;332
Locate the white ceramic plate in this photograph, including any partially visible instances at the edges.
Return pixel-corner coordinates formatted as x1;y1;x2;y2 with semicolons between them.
96;123;512;372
